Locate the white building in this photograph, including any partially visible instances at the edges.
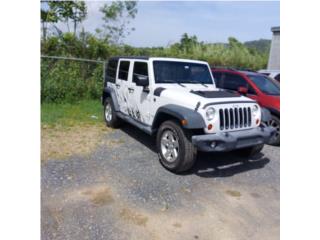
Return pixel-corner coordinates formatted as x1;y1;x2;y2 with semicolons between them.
268;26;280;70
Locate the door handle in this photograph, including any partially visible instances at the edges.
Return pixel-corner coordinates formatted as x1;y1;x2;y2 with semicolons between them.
115;84;120;89
128;87;134;93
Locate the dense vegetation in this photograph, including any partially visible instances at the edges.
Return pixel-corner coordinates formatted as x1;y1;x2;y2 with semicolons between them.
41;1;270;103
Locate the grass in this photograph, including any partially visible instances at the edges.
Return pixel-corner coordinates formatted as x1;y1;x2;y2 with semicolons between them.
41;99;111;161
41;99;103;127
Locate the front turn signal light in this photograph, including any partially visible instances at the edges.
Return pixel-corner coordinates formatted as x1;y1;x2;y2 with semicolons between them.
181;119;188;126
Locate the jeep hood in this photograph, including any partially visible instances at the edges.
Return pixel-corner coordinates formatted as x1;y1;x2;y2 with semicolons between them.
155;84;255;109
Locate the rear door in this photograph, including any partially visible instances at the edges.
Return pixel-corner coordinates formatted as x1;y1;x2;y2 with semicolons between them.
126;61;153;124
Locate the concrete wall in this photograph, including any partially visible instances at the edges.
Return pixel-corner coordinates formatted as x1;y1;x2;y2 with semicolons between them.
268;27;280;70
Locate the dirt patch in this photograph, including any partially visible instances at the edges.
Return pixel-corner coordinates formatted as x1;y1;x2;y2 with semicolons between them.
225;190;242;198
173;222;182;228
106;138;125;147
41;124;111;161
120;208;148;227
82;187;114;206
63;185;115;208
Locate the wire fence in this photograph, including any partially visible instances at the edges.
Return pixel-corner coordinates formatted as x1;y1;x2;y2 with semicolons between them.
41;55;107;103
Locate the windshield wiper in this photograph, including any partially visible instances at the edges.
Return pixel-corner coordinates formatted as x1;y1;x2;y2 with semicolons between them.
163;79;186;88
187;80;208;88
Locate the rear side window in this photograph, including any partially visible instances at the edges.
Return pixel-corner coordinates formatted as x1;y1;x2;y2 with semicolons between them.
118;61;130;81
222;73;248;91
133;62;148;83
106;59;118;83
274;74;280;81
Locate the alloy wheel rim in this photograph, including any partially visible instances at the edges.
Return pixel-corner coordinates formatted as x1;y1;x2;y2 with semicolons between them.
160;130;179;162
268;119;280;139
105;103;112;122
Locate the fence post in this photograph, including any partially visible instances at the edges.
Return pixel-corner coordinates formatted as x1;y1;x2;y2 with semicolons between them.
103;61;106;83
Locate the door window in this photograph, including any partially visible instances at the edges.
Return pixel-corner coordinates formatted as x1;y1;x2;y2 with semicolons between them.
222;73;248;91
133;62;148;83
247;84;257;95
105;59;118;83
118;61;130;81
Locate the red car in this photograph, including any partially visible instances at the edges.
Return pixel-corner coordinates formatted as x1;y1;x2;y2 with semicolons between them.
212;68;280;145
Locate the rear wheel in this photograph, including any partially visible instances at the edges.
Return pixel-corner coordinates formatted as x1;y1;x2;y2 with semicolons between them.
104;97;121;128
267;115;280;146
156;120;197;173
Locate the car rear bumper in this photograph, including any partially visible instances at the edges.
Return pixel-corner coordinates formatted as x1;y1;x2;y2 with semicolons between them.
191;126;276;152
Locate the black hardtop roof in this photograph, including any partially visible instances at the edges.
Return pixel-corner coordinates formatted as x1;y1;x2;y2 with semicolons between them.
109;56;150;61
108;56;208;62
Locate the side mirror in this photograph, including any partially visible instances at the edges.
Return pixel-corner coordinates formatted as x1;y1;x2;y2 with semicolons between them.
238;86;248;95
135;75;149;87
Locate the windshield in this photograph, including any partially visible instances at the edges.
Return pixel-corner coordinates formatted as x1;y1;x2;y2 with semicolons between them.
153;61;213;84
248;75;280;95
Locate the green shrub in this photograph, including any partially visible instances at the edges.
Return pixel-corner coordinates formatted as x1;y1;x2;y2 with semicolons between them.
41;33;269;103
41;59;103;103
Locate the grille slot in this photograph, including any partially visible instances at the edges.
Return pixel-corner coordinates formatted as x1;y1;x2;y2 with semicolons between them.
219;107;252;130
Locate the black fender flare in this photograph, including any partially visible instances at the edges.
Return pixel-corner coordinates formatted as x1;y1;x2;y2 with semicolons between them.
261;107;273;122
265;107;280;118
102;87;120;111
152;104;206;130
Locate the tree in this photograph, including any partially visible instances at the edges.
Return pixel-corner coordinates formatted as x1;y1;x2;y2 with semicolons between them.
69;1;87;35
41;1;59;40
99;1;138;44
179;33;200;52
47;1;87;35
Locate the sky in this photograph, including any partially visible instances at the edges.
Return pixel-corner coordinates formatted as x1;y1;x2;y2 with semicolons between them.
73;1;280;47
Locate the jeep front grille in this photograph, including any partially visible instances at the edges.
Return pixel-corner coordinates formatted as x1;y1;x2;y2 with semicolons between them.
219;107;252;130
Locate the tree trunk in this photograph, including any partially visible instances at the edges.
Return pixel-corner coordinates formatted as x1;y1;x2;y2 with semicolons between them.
66;18;70;32
74;20;77;35
42;21;47;41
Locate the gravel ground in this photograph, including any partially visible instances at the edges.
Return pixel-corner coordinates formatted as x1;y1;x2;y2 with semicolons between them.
41;124;280;240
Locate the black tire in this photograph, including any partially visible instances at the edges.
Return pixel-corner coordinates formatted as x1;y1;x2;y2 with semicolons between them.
236;144;264;158
104;97;121;128
156;120;197;173
267;115;280;146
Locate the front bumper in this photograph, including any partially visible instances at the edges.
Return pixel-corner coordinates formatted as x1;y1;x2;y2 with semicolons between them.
192;126;276;152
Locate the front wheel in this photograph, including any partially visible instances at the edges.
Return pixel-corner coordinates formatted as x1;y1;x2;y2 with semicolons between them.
266;115;280;146
156;120;197;173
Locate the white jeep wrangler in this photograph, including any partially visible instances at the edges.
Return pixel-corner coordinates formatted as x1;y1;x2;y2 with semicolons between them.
102;57;275;173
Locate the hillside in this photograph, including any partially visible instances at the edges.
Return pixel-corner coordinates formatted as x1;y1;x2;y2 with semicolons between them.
244;39;271;54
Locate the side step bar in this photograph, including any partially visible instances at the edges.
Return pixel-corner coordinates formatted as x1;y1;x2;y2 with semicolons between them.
116;112;153;135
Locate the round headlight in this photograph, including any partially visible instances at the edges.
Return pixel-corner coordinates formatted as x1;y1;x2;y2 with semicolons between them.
252;105;259;114
206;107;215;121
